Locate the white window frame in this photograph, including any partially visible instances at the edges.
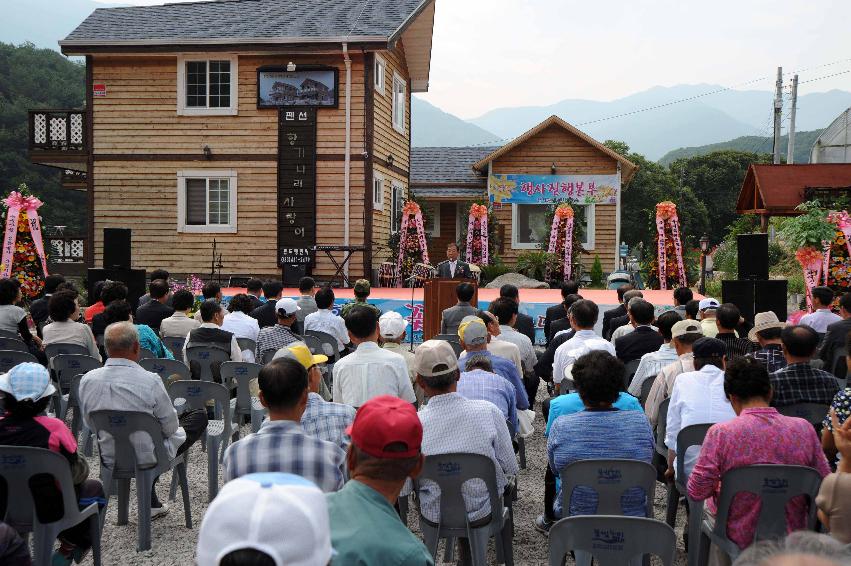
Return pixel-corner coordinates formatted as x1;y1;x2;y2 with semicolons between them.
390;181;405;234
372;170;385;210
511;203;595;250
424;202;441;237
176;54;239;116
374;54;386;95
391;72;406;134
177;170;238;233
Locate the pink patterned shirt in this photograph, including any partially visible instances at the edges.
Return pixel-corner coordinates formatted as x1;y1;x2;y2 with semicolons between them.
687;407;830;549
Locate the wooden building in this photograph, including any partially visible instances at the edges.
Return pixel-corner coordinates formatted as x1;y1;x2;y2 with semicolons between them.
411;116;638;273
28;0;436;282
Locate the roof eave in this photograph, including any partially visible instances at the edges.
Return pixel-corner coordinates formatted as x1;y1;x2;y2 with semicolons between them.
59;35;388;55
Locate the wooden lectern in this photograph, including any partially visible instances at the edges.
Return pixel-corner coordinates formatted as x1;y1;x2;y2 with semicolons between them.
423;278;478;341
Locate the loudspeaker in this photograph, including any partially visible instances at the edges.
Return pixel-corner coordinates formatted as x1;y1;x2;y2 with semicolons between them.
754;279;788;322
737;233;769;280
87;267;146;310
722;280;755;322
103;228;131;269
282;264;308;287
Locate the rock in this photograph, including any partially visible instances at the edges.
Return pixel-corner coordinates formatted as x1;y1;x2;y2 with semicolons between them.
485;272;548;289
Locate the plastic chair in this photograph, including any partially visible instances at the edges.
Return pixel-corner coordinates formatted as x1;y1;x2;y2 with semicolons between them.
548;515;677;566
161;335;186;358
665;424;712;566
0;336;27;352
694;464;823;566
185;347;231;382
432;334;463;357
560;459;657;519
655;397;670;459
0;446;102;566
831;347;847;382
0;329;21;340
777;403;830;428
304;330;340;363
303;335;334;394
52;353;101;397
44;343;90;364
167;380;232;501
220;361;266;437
0;349;38;373
87;410;192;552
236;337;256;355
639;378;654;407
622;359;641;390
138;347;156;360
139;358;191;389
415;453;513;566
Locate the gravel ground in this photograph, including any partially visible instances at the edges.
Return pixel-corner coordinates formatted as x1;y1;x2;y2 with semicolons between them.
70;386;689;566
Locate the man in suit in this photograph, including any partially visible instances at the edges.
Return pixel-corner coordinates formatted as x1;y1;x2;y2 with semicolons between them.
608;289;645;341
543;280;580;343
601;285;632;340
499;284;536;344
435;242;472;279
439;282;477;335
250;280;284;329
134;278;175;333
819;291;851;378
615;298;663;363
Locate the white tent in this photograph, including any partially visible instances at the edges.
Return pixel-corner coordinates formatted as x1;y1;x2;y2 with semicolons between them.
811;107;851;163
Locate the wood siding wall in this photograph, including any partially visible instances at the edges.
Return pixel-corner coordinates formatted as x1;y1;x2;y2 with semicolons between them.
90;53;371;279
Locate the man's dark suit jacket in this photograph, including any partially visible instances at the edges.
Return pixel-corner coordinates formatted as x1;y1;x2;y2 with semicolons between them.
602;304;627;340
534;329;574;381
134;300;175;333
515;312;536;344
615;326;664;363
608;313;630;340
544;302;570;343
435;260;472;279
820;318;851;378
250;300;278;329
548;317;573;343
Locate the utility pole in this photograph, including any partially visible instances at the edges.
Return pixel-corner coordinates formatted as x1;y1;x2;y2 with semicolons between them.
773;66;783;164
787;74;798;164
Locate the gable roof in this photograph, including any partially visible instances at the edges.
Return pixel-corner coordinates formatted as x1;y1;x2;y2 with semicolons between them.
736;163;851;215
471;115;638;184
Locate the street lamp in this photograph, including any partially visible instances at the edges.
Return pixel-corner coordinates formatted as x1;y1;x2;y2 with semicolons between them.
699;234;710;295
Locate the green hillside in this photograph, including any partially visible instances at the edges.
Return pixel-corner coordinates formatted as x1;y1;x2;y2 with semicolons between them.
659;129;823;167
0;42;86;231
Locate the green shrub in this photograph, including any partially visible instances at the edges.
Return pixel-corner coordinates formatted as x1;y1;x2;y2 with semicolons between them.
516;251;557;281
479;261;512;285
590;255;603;286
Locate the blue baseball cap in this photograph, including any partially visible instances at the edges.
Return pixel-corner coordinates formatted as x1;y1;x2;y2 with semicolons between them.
0;362;55;402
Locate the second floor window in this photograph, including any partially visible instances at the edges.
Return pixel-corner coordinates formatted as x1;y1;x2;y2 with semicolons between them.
392;73;406;134
177;55;238;115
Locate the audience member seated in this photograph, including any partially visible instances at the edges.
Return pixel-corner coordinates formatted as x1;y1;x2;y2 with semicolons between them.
770;324;840;408
459;355;518;436
439;282;478;336
304;287;349;353
547;351;654;520
196;473;334;566
665;337;736;480
750;311;788;373
500;284;536;344
817;408;851;544
137;269;170;307
715;303;756;359
245;278;264;311
548;293;583;341
223;358;345;490
184;300;242;377
341;279;382;319
688;357;830;559
134;279;175;334
103;300;174;360
193;282;222;322
698;298;721;337
91;281;128;339
553;299;615;394
684;299;700;321
414;340;518;526
801;286;841;334
159;288;201;339
458;316;529;410
42;290;101;361
275;343;355;452
819;292;851;373
644;320;703;427
627;310;682;396
379;312;421;403
79;322;208;518
255;298;302;364
295;276;318;329
673;287;694;319
608;289;645;341
0;522;30;566
545;280;581;343
250;280;284;329
221;293;260;362
0;277;41;349
489;297;537;375
821;332;851;465
326;396;433;566
459;309;523;377
534;294;583;383
83;280;105;324
0;363;105;565
30;273;65;335
333;307;415;408
601;284;631;341
614;298;663;363
733;531;851;566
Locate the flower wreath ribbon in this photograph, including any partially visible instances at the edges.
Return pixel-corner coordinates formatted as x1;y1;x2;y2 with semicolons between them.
465;204;489;266
655;201;686;289
395;201;430;287
796;246;824;311
547;205;574;281
1;191;48;279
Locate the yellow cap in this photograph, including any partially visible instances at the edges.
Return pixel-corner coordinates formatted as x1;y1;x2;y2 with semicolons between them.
273;343;328;369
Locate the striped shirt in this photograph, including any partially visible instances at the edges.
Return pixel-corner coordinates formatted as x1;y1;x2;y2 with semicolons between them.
254;324;301;363
222;419;345;492
457;369;518;435
300;392;356;451
716;332;757;360
627;343;679;396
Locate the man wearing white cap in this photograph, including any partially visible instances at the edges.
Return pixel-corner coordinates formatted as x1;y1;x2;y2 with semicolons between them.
196;472;334;566
379;312;421;404
255;297;302;363
698;298;721;338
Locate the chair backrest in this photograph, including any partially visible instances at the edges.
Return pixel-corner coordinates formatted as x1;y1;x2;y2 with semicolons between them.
776;403;830;427
0;446;81;533
161;335;186;358
139;358;191;388
304;330;339;363
655;397;670;458
87;410;173;476
415;453;502;530
831;347;847;381
548;515;677;566
712;464;823;542
138;347;156;360
185;347;231;382
0;329;21;340
44;342;89;362
622;359;641;389
260;348;278;365
302;335;325;357
220;361;262;411
639;377;654;407
808;359;825;370
0;337;28;353
0;350;38;373
432;334;463;357
674;423;713;490
167;379;231;416
235;337;256;354
560;459;657;517
51;354;102;390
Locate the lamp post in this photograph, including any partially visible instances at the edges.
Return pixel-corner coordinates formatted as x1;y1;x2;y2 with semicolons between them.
699;234;710;296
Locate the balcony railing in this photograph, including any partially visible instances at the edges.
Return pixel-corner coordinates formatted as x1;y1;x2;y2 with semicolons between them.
28;109;87;153
46;235;86;264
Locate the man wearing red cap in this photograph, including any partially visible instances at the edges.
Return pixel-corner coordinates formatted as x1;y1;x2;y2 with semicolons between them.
326;395;433;565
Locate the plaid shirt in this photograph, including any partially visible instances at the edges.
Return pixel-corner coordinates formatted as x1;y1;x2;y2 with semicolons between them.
300;392;356;451
254;324;301;362
222;419;345;492
716;332;757;360
752;344;787;373
769;362;841;407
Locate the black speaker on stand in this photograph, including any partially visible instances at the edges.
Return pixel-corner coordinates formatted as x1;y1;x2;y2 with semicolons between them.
722;279;788;324
89;228;145;310
737;233;769;281
103;228;132;269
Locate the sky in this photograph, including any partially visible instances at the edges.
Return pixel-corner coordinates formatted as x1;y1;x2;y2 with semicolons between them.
93;0;851;120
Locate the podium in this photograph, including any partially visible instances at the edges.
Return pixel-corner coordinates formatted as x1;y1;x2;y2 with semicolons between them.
423;278;478;341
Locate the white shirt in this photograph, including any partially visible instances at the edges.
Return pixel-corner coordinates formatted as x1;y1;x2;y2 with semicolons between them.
221;311;261;362
449;260;458;277
664;364;736;478
611;323;658;343
304;309;349;352
800;308;841;334
627;343;679;396
552;329;616;385
160;311;201;338
332;341;416;407
459;339;523;376
498;325;537;372
183;322;243;364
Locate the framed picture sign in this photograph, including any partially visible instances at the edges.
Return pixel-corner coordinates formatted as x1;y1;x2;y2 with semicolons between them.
258;66;339;108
